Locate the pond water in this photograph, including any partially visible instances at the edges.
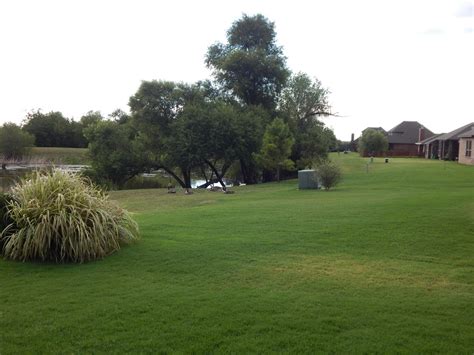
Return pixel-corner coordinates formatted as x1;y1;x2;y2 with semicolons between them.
0;165;232;192
191;179;233;189
0;165;88;193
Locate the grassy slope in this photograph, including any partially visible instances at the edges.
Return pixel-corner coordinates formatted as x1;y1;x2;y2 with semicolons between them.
29;147;90;165
1;155;473;353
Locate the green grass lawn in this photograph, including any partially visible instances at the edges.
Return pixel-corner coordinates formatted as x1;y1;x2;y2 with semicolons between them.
29;147;90;165
1;154;473;353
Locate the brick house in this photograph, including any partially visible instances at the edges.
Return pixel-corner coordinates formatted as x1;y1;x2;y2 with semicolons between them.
417;134;444;159
418;122;474;161
386;121;434;156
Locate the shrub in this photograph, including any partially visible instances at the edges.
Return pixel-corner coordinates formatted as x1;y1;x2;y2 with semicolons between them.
317;160;342;191
0;170;139;263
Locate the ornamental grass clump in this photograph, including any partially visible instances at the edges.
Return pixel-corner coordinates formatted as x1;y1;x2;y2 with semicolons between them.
0;170;139;263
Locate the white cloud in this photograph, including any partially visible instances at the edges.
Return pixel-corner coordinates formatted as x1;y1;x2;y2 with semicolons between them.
455;2;474;17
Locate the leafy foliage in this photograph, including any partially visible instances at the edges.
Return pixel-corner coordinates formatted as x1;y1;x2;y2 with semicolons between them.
129;81;210;188
129;80;185;138
80;110;104;129
317;160;342;190
0;123;35;159
206;14;289;110
23;110;87;148
279;72;332;127
168;102;230;184
358;129;388;156
0;170;139;263
254;118;294;181
84;120;149;188
279;73;335;168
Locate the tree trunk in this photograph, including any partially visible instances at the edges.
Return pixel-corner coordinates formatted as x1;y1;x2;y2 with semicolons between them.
182;168;192;189
197;178;220;189
159;166;186;188
240;159;259;184
205;159;226;191
199;165;214;186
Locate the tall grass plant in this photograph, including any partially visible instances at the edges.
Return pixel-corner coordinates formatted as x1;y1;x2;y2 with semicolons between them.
0;170;139;262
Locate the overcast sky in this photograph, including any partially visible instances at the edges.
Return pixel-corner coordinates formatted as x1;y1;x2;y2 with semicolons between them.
0;0;472;140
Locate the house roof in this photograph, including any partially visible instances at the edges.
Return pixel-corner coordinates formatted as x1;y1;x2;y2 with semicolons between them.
387;121;434;144
416;133;444;145
437;122;474;141
459;128;474;138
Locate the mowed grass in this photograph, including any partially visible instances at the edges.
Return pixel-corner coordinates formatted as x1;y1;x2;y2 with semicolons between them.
1;154;473;353
29;147;90;165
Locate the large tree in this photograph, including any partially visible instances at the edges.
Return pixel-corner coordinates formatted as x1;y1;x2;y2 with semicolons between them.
279;72;331;131
206;14;290;111
206;14;287;183
167;101;243;190
278;72;335;168
129;80;220;189
129;80;184;185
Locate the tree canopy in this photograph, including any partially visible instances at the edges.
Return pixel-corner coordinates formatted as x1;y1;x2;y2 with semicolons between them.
254;118;294;181
206;14;290;110
358;129;388;156
0;123;35;160
278;73;334;168
84;120;148;187
23;110;86;148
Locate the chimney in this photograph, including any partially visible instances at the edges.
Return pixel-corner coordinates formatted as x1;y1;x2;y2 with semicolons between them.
351;133;354;142
418;127;425;142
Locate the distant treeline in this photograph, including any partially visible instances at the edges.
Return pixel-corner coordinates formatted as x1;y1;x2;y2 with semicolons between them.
23;109;124;148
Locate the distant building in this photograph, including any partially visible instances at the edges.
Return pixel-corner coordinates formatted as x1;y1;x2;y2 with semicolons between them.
417;122;474;161
386;121;434;156
458;128;474;165
417;134;444;159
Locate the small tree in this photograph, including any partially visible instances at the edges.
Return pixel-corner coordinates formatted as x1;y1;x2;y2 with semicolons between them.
317;160;342;191
254;118;294;181
0;123;35;159
358;129;388;156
